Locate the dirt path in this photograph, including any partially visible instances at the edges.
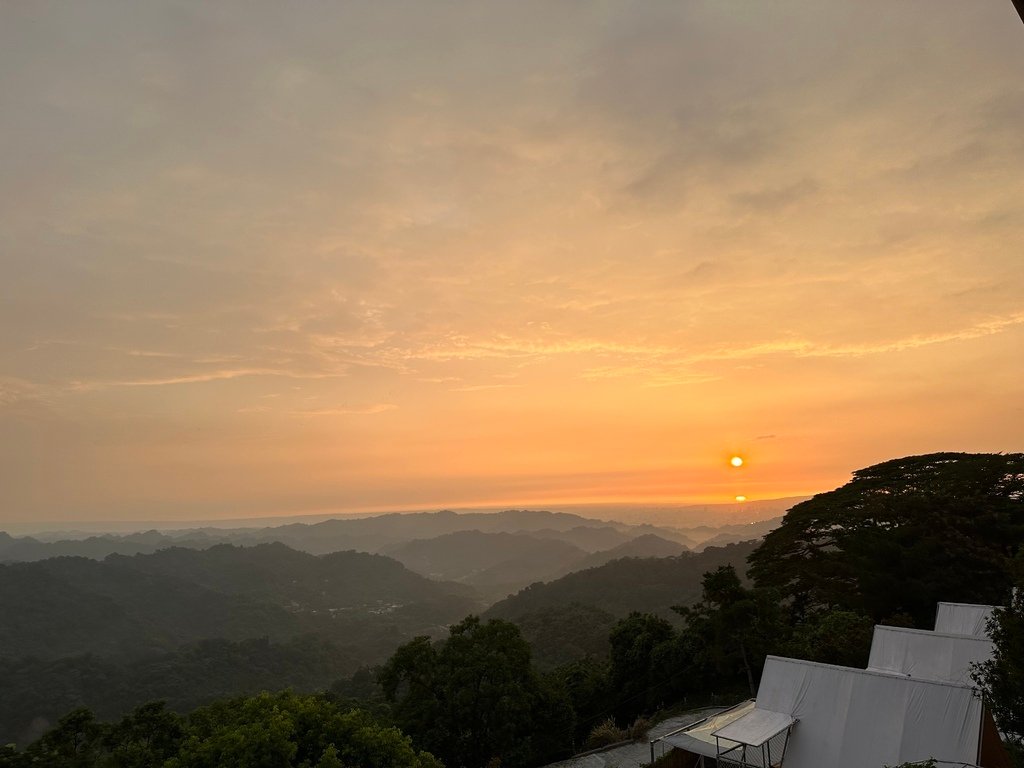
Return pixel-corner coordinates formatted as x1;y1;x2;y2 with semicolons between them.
543;709;722;768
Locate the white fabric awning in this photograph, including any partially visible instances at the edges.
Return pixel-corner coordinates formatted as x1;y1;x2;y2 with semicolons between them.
660;700;754;758
713;707;795;747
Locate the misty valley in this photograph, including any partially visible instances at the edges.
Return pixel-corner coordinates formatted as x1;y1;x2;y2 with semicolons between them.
2;454;1024;768
0;507;773;746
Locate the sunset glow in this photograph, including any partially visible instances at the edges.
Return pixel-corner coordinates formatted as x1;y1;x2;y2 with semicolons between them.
1;2;1023;524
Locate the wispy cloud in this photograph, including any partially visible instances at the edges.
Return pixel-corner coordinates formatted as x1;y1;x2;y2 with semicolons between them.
287;403;397;416
448;383;523;392
69;368;349;391
1;0;1021;521
0;377;43;409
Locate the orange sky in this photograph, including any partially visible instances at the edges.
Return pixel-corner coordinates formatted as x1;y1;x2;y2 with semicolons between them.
1;2;1023;523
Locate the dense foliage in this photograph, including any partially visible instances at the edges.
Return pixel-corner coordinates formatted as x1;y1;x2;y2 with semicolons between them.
0;545;478;744
750;453;1024;625
379;617;574;768
973;569;1024;763
0;544;478;662
0;637;356;747
0;694;439;768
511;603;616;670
674;566;787;696
607;612;677;720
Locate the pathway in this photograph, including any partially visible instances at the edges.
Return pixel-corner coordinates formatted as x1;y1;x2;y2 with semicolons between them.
543;709;722;768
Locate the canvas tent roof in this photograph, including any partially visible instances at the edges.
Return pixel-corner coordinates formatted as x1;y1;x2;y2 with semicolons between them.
868;624;993;685
935;602;997;637
752;655;983;768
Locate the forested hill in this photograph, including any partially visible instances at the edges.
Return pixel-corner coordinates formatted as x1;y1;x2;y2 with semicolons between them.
107;542;478;607
0;509;702;561
485;539;760;621
569;533;688;571
0;555;296;660
0;544;479;661
385;531;587;583
0;529;205;563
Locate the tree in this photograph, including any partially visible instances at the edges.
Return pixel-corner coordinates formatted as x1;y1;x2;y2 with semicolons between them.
675;566;787;696
607;613;677;720
552;657;613;747
749;453;1024;625
20;708;105;768
0;744;24;768
167;693;298;768
104;701;184;768
315;744;344;768
5;692;439;768
973;584;1024;764
165;692;439;768
380;616;568;768
787;609;874;668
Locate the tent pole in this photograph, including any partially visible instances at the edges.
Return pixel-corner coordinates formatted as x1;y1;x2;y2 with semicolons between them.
778;726;792;764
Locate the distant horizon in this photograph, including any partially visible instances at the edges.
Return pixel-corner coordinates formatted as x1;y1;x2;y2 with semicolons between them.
1;493;806;537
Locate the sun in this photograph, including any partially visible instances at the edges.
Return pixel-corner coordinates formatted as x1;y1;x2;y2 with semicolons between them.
730;455;744;468
735;495;747;502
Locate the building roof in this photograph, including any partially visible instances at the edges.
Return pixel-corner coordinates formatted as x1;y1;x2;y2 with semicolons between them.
753;655;983;768
934;602;998;637
868;624;993;685
656;602;1004;767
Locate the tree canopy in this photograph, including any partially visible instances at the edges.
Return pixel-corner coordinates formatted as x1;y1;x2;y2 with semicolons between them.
674;566;787;696
0;694;439;768
379;616;573;768
972;565;1024;763
749;453;1024;625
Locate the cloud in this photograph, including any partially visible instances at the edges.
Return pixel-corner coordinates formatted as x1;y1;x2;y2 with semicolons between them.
1;0;1022;521
448;384;523;392
732;178;820;213
0;377;43;409
284;404;397;417
69;368;349;391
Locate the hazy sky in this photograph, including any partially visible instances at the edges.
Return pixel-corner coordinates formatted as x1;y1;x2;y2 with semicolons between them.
2;1;1023;523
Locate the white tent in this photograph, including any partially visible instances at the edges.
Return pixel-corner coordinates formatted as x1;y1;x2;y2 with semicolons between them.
868;624;993;685
935;602;998;637
752;655;984;768
653;602;1009;767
